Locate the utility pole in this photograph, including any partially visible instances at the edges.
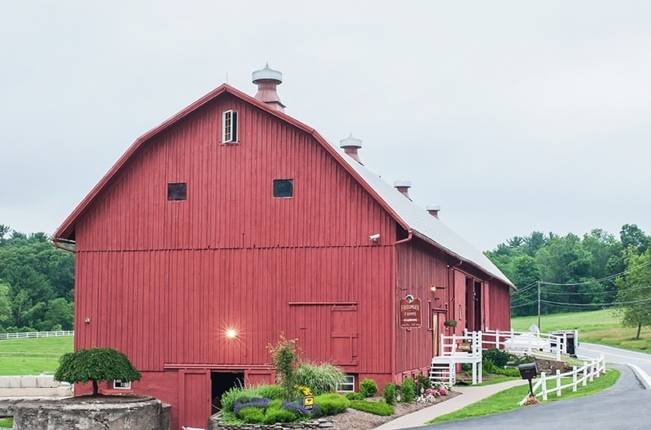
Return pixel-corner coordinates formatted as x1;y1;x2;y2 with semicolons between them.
537;281;541;331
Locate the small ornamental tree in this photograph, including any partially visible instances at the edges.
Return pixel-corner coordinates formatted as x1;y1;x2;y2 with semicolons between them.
267;335;300;401
55;348;141;396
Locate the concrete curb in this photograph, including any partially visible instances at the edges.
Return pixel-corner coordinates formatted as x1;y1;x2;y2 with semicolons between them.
627;364;651;390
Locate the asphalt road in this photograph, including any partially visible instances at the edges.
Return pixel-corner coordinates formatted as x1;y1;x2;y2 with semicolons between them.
412;364;650;430
578;342;651;388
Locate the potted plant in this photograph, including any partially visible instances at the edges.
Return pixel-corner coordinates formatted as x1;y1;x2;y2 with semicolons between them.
443;319;457;328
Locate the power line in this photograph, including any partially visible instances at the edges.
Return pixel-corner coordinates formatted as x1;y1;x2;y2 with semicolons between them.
540;297;651;307
540;284;651;296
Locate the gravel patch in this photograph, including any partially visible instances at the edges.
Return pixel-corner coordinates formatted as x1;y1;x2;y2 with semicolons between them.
329;392;460;430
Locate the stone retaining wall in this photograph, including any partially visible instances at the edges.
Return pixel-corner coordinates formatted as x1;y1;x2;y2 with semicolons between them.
0;396;170;430
208;415;334;430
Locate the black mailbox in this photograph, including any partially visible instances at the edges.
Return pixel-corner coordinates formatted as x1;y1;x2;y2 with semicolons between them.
518;362;538;380
518;362;538;398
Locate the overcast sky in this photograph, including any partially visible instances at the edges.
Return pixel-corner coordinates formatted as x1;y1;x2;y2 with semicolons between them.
1;1;650;250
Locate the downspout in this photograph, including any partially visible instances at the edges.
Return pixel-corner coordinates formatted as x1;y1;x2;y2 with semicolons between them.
391;230;413;381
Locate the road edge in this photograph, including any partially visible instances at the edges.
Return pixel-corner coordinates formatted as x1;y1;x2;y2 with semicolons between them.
627;363;651;389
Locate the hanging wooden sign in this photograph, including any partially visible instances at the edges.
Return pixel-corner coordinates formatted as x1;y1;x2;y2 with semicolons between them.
399;297;422;328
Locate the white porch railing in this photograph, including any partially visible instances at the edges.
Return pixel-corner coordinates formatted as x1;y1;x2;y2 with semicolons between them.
0;330;74;340
440;330;482;360
520;355;606;404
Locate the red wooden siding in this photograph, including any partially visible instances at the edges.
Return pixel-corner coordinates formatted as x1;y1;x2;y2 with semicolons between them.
75;94;395;252
394;239;450;375
487;280;511;330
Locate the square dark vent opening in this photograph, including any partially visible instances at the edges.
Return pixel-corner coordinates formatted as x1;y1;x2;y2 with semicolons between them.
167;183;187;201
273;179;293;198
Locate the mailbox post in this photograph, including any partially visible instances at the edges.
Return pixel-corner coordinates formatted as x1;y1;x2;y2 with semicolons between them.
518;362;538;399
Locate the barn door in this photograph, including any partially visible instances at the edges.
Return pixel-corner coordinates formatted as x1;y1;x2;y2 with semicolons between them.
179;369;211;429
331;305;359;365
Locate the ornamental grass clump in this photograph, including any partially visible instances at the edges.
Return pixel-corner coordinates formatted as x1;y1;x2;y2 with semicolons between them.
54;348;141;396
294;363;345;395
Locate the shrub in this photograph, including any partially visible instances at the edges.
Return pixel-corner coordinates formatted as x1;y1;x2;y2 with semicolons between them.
314;393;350;416
238;407;265;423
55;348;141;396
294;363;345;395
346;392;364;401
483;348;510;368
283;400;314;416
349;399;394;416
383;383;397;405
233;398;270;415
263;405;298;424
256;384;285;400
221;387;254;412
267;335;300;400
400;378;417;402
415;374;431;393
359;378;378;398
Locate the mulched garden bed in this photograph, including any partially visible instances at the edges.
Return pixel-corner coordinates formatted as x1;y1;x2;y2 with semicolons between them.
328;391;460;430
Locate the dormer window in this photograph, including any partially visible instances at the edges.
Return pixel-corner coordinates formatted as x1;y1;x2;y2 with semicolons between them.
222;110;238;143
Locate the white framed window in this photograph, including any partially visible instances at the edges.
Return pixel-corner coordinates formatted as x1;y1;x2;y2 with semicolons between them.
222;110;238;143
336;374;355;393
113;380;132;390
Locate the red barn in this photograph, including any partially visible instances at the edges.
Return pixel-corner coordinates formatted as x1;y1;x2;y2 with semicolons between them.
54;65;513;429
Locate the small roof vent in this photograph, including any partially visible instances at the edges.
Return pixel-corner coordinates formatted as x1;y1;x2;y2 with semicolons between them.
339;134;363;164
426;204;441;218
252;63;285;111
393;179;412;199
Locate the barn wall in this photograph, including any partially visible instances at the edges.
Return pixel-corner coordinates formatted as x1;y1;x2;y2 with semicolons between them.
488;280;511;330
72;93;398;428
394;239;451;377
75;93;395;251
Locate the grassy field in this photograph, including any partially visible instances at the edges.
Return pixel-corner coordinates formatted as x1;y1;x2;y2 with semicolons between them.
430;368;620;424
511;309;651;353
0;336;73;375
0;418;12;428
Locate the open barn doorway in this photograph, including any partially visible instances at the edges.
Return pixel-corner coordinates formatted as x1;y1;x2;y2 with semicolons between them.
211;371;244;413
465;278;483;332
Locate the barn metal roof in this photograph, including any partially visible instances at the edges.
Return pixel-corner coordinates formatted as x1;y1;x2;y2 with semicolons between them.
335;147;514;287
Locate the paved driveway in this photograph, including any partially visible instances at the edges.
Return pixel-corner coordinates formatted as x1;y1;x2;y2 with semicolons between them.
578;342;651;387
412;365;650;430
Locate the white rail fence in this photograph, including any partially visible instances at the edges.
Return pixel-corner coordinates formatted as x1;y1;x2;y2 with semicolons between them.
519;355;606;404
481;328;568;361
0;330;74;340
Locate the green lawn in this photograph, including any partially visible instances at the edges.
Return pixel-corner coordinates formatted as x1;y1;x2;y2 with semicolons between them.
0;336;73;375
512;310;651;354
0;417;12;428
429;368;620;424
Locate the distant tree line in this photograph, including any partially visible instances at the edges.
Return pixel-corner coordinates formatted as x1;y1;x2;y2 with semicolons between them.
486;224;651;323
0;225;74;332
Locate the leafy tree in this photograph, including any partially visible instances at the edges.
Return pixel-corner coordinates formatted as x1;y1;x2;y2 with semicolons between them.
0;283;11;328
620;224;649;253
616;250;651;339
0;226;74;331
55;348;141;396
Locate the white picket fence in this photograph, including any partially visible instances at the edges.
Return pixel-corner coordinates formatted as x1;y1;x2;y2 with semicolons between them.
520;355;606;404
0;330;74;340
